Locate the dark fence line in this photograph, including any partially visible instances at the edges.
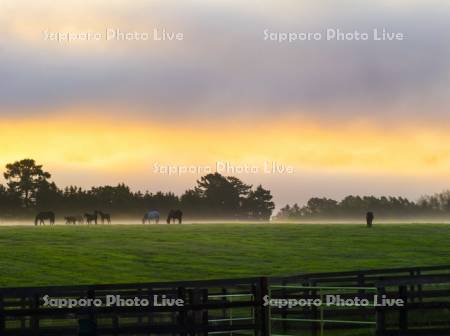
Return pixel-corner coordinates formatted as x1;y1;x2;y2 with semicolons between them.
1;265;449;335
0;277;269;336
269;266;450;336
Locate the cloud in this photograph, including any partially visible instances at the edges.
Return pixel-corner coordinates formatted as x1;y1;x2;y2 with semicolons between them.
0;0;449;125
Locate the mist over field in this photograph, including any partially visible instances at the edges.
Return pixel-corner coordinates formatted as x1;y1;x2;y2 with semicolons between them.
2;219;450;227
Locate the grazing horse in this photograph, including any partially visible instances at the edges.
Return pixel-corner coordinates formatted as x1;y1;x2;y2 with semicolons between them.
64;216;77;225
84;212;98;225
142;210;160;224
166;209;183;224
35;211;55;226
65;215;84;225
96;210;111;224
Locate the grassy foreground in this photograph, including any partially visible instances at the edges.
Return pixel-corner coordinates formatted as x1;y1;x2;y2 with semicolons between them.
0;224;449;287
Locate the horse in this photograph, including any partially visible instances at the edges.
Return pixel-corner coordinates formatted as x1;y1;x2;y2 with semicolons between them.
84;212;98;225
64;216;77;225
166;209;183;224
65;215;84;225
96;210;111;224
366;211;374;228
142;210;160;224
35;211;55;226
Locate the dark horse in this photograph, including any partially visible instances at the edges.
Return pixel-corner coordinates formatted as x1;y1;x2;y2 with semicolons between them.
366;211;374;228
84;211;98;225
167;209;183;224
96;210;111;224
35;211;55;226
64;216;77;225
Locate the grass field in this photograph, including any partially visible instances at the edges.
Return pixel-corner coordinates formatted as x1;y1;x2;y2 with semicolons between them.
0;223;449;287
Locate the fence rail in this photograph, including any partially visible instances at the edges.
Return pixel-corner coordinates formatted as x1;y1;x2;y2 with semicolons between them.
1;265;449;335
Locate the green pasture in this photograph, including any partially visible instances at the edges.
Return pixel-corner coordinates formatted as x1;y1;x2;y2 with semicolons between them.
0;223;449;287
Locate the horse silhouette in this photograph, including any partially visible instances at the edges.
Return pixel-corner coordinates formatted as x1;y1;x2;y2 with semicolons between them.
167;209;183;224
84;212;98;225
142;210;160;224
65;215;84;225
366;211;374;228
96;210;111;224
35;211;55;226
64;216;77;225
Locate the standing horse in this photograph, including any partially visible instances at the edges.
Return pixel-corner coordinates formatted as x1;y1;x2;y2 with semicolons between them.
166;209;183;224
366;211;374;228
84;211;98;225
35;211;55;226
96;210;111;224
142;210;160;224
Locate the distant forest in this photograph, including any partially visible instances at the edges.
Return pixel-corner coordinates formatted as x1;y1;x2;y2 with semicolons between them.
0;159;275;220
1;159;449;221
275;192;450;220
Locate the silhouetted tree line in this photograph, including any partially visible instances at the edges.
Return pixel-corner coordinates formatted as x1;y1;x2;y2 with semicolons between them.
275;192;450;220
0;159;275;220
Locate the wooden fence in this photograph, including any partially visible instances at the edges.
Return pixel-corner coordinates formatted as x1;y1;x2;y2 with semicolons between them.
0;277;269;335
269;265;450;335
0;265;449;335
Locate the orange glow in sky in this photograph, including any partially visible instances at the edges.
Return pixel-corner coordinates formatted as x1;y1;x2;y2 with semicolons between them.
1;115;449;179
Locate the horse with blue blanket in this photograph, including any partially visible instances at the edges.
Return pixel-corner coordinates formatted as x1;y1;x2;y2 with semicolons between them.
142;210;160;224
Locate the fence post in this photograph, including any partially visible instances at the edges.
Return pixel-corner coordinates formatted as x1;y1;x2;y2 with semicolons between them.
375;286;386;336
201;289;209;336
221;288;227;320
409;270;415;302
281;279;288;333
189;288;204;334
148;287;154;328
79;290;97;336
21;296;26;330
137;288;143;326
177;287;188;336
31;293;40;336
416;270;423;302
0;294;5;333
399;285;408;332
311;280;318;336
358;274;368;321
255;277;269;336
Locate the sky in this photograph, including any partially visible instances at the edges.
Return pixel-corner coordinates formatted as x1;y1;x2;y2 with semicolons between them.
1;0;450;208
